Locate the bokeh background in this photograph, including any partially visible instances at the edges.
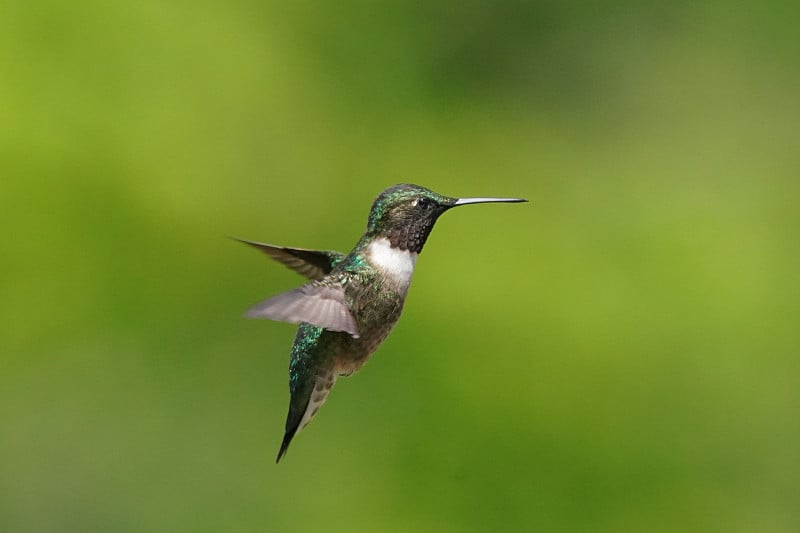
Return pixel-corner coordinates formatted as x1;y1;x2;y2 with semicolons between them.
2;1;799;531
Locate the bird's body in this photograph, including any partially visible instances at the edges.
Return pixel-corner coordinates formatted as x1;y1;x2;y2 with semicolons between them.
239;184;525;462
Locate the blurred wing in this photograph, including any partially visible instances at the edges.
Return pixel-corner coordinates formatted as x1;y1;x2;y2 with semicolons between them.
234;238;346;280
245;282;359;337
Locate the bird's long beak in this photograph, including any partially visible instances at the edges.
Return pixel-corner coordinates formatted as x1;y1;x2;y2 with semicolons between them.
453;197;528;206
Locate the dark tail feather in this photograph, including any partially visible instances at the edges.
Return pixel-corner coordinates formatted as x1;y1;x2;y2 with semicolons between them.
276;430;296;463
275;396;308;463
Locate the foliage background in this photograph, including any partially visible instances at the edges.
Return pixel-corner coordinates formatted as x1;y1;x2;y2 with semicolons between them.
2;2;798;531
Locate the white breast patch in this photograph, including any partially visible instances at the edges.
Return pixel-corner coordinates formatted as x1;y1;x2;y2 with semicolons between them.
367;238;418;287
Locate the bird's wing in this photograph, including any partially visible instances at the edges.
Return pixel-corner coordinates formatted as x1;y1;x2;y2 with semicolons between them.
234;238;346;280
245;281;359;337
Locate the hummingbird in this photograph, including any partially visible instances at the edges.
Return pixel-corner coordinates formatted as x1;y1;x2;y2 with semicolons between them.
238;184;526;462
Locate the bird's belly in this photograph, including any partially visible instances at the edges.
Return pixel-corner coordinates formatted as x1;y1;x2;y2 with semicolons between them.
333;276;408;375
333;321;398;376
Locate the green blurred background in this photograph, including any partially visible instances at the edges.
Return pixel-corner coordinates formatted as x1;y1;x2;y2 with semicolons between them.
2;1;799;531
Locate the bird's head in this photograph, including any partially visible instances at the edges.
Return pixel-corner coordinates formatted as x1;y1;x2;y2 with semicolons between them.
365;183;526;253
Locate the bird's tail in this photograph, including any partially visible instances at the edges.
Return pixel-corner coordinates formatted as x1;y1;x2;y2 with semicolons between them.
276;371;337;463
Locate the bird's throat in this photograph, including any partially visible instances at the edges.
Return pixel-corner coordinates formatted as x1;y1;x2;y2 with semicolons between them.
366;238;418;288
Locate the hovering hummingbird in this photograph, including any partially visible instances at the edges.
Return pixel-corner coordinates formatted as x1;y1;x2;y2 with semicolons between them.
238;184;526;462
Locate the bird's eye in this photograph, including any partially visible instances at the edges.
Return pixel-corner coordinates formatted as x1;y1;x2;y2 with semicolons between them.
417;197;431;209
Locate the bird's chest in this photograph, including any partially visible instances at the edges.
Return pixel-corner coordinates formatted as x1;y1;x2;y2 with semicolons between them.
366;238;418;291
330;239;416;375
335;290;410;375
